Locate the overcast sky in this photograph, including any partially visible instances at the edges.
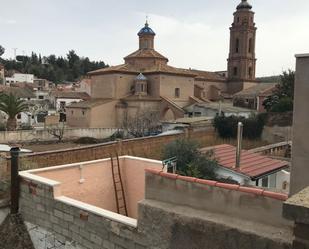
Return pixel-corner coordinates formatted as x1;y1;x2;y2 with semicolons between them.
1;0;308;76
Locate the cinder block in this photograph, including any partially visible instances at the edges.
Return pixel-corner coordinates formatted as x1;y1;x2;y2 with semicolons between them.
103;240;115;249
54;209;64;219
90;233;103;245
63;213;74;222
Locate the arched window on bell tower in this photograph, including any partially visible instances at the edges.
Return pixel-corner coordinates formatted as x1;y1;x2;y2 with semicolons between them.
233;67;238;76
248;38;253;53
235;38;240;53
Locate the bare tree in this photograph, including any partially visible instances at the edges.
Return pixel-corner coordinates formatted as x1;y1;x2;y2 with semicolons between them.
122;108;161;137
47;122;65;142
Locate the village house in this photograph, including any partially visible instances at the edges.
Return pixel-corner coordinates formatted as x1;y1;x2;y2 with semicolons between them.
233;83;277;112
201;144;290;192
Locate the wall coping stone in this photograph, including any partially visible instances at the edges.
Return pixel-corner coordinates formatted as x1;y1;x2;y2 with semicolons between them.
56;196;137;227
283;186;309;224
145;168;289;201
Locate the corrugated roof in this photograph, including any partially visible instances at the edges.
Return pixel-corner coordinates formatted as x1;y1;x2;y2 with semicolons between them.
200;144;289;179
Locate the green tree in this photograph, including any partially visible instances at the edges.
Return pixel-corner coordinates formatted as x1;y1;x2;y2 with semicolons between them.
163;139;217;180
1;50;108;83
0;93;28;131
263;70;295;112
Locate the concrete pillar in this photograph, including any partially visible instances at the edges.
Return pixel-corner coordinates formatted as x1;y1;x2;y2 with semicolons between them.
290;54;309;195
283;187;309;248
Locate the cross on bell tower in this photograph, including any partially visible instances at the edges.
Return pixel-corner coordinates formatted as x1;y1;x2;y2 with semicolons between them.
227;0;257;93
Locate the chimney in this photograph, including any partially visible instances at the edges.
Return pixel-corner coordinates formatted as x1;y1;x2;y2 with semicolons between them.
235;122;243;168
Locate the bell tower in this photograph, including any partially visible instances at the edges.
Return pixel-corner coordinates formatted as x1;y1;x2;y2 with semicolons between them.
227;0;257;93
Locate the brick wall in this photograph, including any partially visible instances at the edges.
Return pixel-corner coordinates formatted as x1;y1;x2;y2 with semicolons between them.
0;130;214;182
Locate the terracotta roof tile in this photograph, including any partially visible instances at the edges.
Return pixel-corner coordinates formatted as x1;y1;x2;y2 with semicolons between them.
200;144;289;179
124;49;168;61
51;91;90;99
234;83;277;97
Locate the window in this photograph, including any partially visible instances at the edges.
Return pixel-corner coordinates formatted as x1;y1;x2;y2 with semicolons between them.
248;67;252;77
233;67;238;76
17;114;21;119
82;110;85;115
175;88;180;98
248;38;253;53
237;17;240;23
262;177;269;188
71;111;74;115
235;38;240;53
141;84;144;92
39;95;44;99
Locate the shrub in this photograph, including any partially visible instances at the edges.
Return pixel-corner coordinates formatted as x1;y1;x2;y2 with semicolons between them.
163;139;217;180
213;114;265;140
270;97;293;112
74;137;99;144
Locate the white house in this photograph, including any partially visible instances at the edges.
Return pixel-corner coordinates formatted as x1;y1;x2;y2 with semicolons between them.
51;91;90;112
185;102;254;118
201;144;290;192
5;73;34;85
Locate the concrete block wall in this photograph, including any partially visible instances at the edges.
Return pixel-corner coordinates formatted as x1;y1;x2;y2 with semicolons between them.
19;178;147;249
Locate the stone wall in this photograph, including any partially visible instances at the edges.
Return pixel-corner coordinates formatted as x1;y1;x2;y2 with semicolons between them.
262;125;292;144
0;127;118;143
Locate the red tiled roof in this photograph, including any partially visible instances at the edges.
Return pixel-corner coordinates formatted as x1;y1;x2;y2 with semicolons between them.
145;168;288;201
200;144;289;179
124;49;168;61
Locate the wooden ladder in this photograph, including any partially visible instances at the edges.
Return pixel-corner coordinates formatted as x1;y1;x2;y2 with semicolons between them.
110;153;128;216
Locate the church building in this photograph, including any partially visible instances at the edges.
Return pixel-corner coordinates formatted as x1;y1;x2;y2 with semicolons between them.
66;0;258;128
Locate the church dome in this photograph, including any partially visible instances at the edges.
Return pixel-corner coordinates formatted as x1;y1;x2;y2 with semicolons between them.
138;22;156;36
136;73;147;81
236;0;252;10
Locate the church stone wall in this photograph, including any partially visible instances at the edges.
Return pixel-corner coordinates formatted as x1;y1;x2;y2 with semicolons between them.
91;74;116;99
115;74;136;99
159;74;194;107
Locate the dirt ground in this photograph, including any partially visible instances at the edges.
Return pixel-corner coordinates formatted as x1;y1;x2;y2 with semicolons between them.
0;214;34;249
22;142;83;152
